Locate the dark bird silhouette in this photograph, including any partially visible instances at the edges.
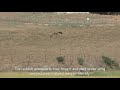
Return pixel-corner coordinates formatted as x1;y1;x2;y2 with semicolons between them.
50;32;63;38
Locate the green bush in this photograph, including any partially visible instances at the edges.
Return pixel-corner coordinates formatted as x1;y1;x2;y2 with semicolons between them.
56;56;65;64
102;56;119;69
77;58;84;65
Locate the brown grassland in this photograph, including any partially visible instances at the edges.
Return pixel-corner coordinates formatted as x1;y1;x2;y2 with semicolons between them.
0;12;120;77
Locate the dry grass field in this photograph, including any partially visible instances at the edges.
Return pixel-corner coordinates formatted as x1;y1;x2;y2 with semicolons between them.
0;12;120;78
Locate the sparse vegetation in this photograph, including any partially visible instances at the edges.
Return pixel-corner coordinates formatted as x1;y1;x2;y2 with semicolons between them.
77;57;84;65
90;12;120;15
0;12;120;74
56;56;65;64
102;56;119;69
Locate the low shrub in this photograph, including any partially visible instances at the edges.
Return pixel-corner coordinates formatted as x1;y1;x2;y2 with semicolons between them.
56;56;65;64
102;56;119;69
77;57;84;65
